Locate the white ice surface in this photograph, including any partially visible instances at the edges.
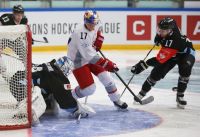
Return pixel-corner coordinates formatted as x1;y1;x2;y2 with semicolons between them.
0;50;199;137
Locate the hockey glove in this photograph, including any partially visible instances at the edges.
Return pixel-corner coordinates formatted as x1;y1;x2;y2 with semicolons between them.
93;31;104;51
97;58;119;72
131;60;148;74
154;34;162;46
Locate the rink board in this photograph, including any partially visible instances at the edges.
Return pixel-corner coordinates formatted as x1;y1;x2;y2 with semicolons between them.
0;8;200;51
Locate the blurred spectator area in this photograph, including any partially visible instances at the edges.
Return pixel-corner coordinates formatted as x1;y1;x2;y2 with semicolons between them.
0;0;199;8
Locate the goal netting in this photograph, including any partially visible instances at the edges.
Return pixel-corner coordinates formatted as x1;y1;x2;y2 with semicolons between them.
0;25;32;129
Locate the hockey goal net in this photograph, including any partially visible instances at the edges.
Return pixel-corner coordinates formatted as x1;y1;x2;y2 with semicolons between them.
0;25;32;129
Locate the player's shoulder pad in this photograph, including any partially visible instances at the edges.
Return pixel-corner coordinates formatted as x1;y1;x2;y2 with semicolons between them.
0;14;12;22
0;13;12;18
171;30;181;39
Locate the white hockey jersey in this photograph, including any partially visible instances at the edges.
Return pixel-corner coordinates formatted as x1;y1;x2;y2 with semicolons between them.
67;24;102;69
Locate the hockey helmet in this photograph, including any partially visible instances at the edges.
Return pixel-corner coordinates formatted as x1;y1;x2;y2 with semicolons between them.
84;10;99;25
13;5;24;13
55;56;74;77
158;17;175;30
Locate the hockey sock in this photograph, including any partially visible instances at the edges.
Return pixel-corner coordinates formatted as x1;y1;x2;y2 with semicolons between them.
177;76;189;94
140;76;156;96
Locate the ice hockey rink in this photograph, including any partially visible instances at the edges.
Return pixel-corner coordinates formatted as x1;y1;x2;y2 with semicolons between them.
0;50;200;137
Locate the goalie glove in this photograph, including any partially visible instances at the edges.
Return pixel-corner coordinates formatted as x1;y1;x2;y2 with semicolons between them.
32;86;46;124
131;60;148;74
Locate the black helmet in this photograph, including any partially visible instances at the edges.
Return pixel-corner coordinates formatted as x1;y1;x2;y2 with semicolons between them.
13;5;24;13
158;17;175;30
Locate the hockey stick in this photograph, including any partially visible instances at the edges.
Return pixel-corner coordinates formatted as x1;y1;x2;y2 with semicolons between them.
33;37;48;43
143;44;156;61
76;110;81;124
84;96;88;104
99;50;154;105
76;96;88;124
120;44;156;98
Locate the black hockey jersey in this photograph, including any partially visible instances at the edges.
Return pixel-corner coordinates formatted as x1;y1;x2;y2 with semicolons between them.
157;31;194;53
32;59;77;109
0;13;28;25
148;31;195;67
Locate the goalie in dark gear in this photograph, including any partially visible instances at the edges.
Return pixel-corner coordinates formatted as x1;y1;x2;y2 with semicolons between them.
32;57;77;111
32;56;96;118
9;56;95;122
9;56;77;110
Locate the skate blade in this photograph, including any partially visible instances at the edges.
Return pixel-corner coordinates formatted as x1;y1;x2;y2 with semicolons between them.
133;100;140;105
177;103;185;109
114;105;128;112
116;108;128;112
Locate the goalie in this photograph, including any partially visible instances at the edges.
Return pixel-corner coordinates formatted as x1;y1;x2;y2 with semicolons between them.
32;56;77;114
9;56;95;124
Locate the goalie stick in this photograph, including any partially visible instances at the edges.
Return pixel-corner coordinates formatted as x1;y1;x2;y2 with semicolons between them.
76;96;88;124
99;50;154;105
1;47;24;83
1;47;20;60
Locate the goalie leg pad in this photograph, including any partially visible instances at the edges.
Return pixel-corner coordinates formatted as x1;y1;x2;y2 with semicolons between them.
32;86;46;123
13;86;46;125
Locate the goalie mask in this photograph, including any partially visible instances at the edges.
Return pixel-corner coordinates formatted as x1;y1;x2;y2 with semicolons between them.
54;56;74;77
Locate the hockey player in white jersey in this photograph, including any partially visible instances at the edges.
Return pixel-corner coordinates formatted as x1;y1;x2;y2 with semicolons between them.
67;10;128;111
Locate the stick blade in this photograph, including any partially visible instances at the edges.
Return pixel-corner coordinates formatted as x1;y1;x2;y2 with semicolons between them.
141;96;154;105
43;37;48;43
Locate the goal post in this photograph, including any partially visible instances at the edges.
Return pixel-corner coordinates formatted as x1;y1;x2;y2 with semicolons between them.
0;25;32;129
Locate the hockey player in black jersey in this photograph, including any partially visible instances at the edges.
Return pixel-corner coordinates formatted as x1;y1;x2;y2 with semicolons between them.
0;5;32;59
131;17;195;109
32;56;95;117
0;5;28;26
32;56;77;113
9;56;95;121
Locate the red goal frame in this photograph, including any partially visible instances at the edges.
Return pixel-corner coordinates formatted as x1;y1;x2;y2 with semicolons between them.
0;25;32;130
